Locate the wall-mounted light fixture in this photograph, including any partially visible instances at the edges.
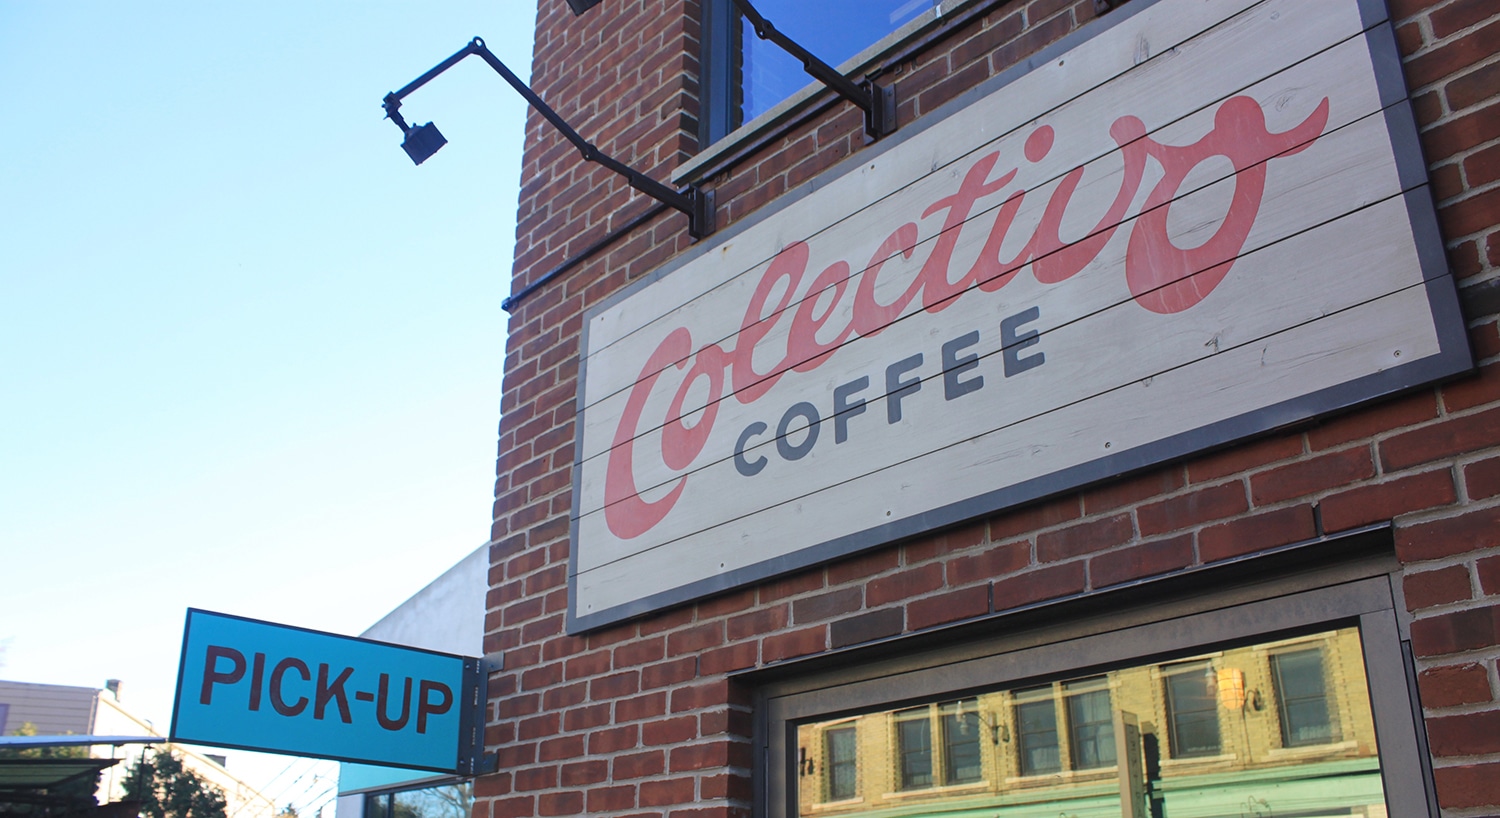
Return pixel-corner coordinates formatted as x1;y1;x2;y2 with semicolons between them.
382;36;715;239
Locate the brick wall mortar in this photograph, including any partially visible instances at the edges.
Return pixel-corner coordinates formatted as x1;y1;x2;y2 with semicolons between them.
481;0;1500;815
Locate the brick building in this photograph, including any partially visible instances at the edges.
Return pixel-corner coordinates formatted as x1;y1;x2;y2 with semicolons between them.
480;0;1500;815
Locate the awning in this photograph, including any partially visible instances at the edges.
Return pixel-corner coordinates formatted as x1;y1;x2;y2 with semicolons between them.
0;757;120;791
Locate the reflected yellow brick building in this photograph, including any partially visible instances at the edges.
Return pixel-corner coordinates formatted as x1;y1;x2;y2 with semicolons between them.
795;626;1383;817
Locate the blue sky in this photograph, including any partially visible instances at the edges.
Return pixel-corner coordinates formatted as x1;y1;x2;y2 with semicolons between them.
1;1;533;807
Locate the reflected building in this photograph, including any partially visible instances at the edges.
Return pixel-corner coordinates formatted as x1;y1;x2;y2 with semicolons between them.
795;628;1382;817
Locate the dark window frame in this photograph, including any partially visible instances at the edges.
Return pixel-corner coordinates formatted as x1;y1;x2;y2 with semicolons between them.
747;533;1438;818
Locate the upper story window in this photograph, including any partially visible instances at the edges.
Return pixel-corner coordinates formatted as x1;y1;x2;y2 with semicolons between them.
1271;647;1339;748
1012;686;1060;776
938;700;983;785
825;725;858;800
1163;662;1222;759
1062;678;1115;770
893;706;933;789
699;0;938;144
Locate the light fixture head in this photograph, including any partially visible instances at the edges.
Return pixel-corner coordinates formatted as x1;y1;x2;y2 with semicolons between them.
401;121;447;165
565;0;602;14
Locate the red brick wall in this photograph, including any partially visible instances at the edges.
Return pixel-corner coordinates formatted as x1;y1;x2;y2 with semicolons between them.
482;0;1500;815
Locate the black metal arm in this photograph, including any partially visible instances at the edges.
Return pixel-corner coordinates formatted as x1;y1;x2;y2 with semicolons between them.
726;0;896;139
383;37;714;239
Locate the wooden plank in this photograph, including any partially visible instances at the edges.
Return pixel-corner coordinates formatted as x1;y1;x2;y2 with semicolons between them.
581;0;1375;397
573;102;1413;545
573;188;1431;577
575;283;1439;613
575;32;1394;469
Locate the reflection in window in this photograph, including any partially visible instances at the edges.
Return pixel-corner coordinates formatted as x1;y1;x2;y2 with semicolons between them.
826;726;857;800
363;783;472;818
1014;687;1060;776
1164;663;1222;758
895;708;932;789
794;627;1387;816
939;700;982;785
1273;648;1338;747
1064;679;1115;770
702;0;939;142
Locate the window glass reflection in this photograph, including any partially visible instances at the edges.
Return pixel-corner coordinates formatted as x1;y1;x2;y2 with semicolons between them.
826;726;858;800
1064;679;1115;770
1272;648;1339;747
939;700;982;785
794;627;1384;815
895;708;932;789
736;1;938;124
363;783;472;818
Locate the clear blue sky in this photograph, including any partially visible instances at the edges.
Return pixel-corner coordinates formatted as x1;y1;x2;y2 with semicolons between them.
0;0;533;808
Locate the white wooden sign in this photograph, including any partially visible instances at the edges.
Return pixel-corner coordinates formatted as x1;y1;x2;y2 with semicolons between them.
566;0;1470;630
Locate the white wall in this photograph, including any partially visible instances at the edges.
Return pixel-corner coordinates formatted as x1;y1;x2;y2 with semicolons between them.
335;545;488;818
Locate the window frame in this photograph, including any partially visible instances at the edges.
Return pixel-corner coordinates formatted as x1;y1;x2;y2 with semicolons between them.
749;536;1436;818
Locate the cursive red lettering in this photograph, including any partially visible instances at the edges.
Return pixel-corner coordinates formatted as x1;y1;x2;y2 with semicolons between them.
917;152;1017;311
1126;95;1329;313
732;244;806;403
850;223;921;337
662;343;727;470
605;94;1327;539
604;327;694;539
967;190;1029;293
1031;115;1149;284
788;260;856;373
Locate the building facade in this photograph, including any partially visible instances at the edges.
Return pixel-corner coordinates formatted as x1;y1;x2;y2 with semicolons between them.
481;0;1500;815
335;546;489;818
0;679;276;818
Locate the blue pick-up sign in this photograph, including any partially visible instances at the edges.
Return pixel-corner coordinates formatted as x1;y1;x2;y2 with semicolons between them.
171;609;480;773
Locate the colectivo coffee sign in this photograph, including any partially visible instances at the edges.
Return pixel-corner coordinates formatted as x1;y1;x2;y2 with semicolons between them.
567;0;1470;630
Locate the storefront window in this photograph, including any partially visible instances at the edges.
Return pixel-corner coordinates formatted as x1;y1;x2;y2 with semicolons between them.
789;625;1390;815
362;782;471;818
700;0;938;143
